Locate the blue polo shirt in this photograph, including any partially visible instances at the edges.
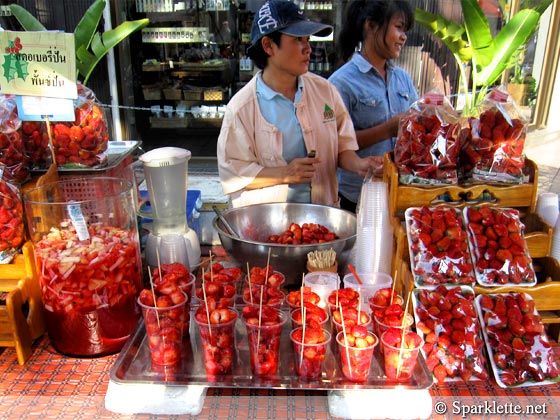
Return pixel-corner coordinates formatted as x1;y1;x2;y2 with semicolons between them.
329;52;418;203
256;73;310;202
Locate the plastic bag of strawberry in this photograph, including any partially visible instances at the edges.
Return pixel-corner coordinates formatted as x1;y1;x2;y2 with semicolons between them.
460;88;529;184
476;293;560;387
21;83;109;169
394;92;462;185
413;285;488;383
405;206;475;287
0;94;29;184
0;173;25;263
464;206;536;286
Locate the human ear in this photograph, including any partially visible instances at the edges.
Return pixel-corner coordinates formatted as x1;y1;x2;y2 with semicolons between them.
261;36;274;55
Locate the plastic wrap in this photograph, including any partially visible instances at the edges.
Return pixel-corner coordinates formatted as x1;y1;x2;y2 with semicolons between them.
460;88;529;184
0;172;25;263
0;94;28;184
476;293;560;387
405;206;475;287
464;206;536;286
414;286;488;383
395;93;462;185
21;83;109;169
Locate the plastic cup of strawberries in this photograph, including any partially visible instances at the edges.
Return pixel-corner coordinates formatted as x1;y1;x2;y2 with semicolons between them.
375;309;414;354
242;305;287;376
138;290;188;366
290;302;329;330
381;327;423;383
331;306;371;335
336;325;378;382
194;306;238;376
242;284;285;308
290;326;331;380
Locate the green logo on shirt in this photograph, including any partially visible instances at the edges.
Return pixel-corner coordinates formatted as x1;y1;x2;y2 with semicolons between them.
323;104;335;122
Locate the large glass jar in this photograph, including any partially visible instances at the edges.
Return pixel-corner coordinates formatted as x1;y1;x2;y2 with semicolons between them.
23;177;142;356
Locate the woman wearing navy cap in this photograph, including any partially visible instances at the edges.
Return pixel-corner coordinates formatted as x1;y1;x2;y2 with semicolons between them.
217;0;381;208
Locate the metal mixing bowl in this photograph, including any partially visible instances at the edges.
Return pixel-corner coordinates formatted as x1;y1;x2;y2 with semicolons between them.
213;203;357;287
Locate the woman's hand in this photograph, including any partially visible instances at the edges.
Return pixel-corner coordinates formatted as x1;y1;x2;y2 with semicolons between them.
283;156;319;184
339;150;383;178
246;157;319;190
357;155;384;178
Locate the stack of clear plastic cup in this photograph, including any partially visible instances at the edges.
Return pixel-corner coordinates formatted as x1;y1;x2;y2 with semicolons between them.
536;192;559;228
303;271;340;309
353;180;393;274
343;271;393;311
551;215;560;264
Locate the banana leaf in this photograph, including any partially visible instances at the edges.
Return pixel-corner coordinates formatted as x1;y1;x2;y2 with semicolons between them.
414;0;552;114
462;0;493;70
477;9;542;87
76;19;149;85
414;8;471;62
8;5;46;31
9;0;149;86
74;0;106;56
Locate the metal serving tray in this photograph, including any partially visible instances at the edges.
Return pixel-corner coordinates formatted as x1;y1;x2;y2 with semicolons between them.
110;305;433;391
30;140;141;173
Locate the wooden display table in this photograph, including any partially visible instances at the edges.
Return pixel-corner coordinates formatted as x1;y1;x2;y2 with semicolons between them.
384;151;559;338
0;241;45;365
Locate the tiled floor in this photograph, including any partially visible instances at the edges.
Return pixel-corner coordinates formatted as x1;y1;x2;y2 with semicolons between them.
525;128;560;195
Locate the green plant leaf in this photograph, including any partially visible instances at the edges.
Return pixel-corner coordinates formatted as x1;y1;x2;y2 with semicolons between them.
77;19;149;84
8;4;46;31
462;0;494;70
74;0;106;55
414;8;471;62
477;10;541;87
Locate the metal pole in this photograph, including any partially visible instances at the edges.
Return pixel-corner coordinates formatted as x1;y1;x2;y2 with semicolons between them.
103;0;122;141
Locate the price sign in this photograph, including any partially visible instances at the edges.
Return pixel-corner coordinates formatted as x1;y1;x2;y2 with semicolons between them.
0;31;77;99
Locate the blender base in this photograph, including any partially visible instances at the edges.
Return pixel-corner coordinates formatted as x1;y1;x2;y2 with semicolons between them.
145;230;201;272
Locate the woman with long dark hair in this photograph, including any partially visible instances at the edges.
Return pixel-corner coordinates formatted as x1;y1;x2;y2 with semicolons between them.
329;0;418;212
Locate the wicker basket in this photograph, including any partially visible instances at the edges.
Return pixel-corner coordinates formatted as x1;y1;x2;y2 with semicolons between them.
142;85;162;101
203;88;227;102
183;86;203;101
163;88;183;101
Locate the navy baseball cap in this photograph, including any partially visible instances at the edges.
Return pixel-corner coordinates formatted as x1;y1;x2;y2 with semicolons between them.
247;0;333;54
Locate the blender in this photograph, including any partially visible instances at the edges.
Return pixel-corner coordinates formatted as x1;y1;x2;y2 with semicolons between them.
139;147;201;271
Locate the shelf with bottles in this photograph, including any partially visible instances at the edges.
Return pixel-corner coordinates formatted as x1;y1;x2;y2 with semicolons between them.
294;1;334;11
204;0;231;12
136;0;206;14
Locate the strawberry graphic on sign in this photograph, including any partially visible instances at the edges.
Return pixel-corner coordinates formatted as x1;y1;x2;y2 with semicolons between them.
2;37;28;82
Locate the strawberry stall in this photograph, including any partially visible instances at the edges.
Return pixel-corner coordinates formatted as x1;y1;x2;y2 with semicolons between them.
0;2;559;419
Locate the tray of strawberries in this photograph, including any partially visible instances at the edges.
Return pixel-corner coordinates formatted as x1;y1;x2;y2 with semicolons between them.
475;293;560;387
464;206;536;287
405;206;476;288
412;285;489;383
30;140;140;173
110;298;433;390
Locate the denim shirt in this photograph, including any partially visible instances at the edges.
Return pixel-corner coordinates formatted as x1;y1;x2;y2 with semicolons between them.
329;52;418;203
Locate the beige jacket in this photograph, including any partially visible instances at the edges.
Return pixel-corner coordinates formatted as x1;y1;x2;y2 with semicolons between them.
217;71;358;208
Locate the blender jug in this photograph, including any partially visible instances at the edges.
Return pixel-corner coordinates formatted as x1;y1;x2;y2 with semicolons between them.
139;147;201;270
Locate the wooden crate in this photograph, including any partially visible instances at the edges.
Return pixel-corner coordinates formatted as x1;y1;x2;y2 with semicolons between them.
474;256;560;340
0;241;45;365
142;85;162;100
149;116;189;129
392;222;560;338
163;88;183;100
383;152;539;220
